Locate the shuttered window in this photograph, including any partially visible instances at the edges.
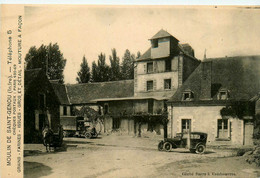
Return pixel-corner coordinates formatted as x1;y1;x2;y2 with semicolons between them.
147;62;153;73
147;80;153;91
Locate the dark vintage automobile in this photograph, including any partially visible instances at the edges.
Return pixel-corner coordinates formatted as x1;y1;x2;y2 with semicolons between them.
158;132;207;154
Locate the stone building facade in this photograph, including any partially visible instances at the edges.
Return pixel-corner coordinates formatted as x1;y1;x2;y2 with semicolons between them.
167;56;260;145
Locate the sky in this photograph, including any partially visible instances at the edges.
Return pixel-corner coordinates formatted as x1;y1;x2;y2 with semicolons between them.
24;5;260;84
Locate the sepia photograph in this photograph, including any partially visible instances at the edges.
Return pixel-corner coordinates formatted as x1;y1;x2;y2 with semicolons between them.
1;4;260;178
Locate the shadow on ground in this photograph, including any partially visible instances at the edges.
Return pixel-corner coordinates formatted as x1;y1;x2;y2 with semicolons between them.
24;143;68;157
64;140;93;144
24;161;52;178
164;150;215;154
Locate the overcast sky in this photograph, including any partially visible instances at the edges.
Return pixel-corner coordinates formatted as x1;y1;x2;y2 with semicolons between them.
24;5;260;84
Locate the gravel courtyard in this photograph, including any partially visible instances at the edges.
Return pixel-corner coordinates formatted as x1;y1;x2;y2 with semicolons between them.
24;135;260;178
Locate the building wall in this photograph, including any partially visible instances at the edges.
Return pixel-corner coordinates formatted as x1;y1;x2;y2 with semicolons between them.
133;100;165;114
135;57;179;99
100;100;134;115
168;105;244;145
24;73;60;143
104;116;113;133
134;100;148;113
151;38;170;59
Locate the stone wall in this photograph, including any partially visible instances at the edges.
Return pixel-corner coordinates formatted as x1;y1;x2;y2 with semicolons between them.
168;105;245;145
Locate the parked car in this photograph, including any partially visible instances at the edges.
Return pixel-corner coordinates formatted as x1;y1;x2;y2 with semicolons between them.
158;132;207;154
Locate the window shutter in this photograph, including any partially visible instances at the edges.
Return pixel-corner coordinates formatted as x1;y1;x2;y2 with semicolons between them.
144;81;147;91
35;113;39;130
144;64;147;73
60;106;63;116
154;62;157;73
153;80;157;91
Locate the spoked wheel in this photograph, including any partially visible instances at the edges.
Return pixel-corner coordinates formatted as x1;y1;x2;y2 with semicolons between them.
93;132;98;138
196;144;206;154
158;141;164;151
85;132;91;139
163;142;172;152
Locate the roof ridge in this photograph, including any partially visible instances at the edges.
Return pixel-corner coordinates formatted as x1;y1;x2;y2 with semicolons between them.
66;79;134;86
204;55;260;61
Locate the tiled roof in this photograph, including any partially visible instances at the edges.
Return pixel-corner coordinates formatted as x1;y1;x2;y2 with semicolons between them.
66;80;134;104
169;55;260;104
51;83;70;105
138;43;195;61
138;48;151;61
150;29;173;40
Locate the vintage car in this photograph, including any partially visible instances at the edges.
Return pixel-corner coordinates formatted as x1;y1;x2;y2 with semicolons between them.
158;132;207;154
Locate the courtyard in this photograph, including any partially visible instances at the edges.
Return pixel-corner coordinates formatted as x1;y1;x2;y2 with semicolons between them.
24;135;260;178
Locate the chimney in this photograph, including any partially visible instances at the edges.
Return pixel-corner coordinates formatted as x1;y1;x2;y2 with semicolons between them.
200;61;212;100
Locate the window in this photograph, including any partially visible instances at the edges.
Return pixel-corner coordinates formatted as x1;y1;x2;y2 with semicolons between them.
63;106;67;115
147;62;153;73
182;119;191;133
152;39;158;48
182;91;194;101
39;94;45;109
104;103;109;115
148;99;154;114
217;119;229;139
164;79;171;90
165;59;171;71
147;81;153;91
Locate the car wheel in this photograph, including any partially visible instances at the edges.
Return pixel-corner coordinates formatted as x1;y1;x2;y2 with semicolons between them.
189;149;196;153
163;142;172;152
158;141;164;151
196;144;205;154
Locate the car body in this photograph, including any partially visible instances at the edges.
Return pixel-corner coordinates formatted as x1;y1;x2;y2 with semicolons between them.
158;132;207;154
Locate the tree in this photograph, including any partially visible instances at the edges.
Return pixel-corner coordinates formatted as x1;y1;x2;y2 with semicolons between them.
109;48;121;81
76;55;91;83
91;61;99;82
25;43;66;83
91;53;110;82
121;49;135;80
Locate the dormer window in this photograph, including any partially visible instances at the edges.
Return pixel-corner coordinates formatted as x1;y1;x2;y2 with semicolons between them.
147;62;153;73
151;39;158;48
218;90;229;100
182;91;194;101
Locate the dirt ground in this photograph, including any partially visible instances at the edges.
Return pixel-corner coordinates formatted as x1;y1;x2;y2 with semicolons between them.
24;135;260;178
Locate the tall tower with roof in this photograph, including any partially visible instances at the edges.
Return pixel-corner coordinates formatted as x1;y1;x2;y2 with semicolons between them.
133;29;200;114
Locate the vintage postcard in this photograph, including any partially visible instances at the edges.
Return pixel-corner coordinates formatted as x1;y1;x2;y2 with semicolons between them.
1;4;260;178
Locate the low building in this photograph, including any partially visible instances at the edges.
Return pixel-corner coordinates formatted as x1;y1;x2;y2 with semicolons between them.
24;69;60;143
167;56;260;145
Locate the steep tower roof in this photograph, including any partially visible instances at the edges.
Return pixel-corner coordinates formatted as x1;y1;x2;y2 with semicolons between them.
150;29;178;41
